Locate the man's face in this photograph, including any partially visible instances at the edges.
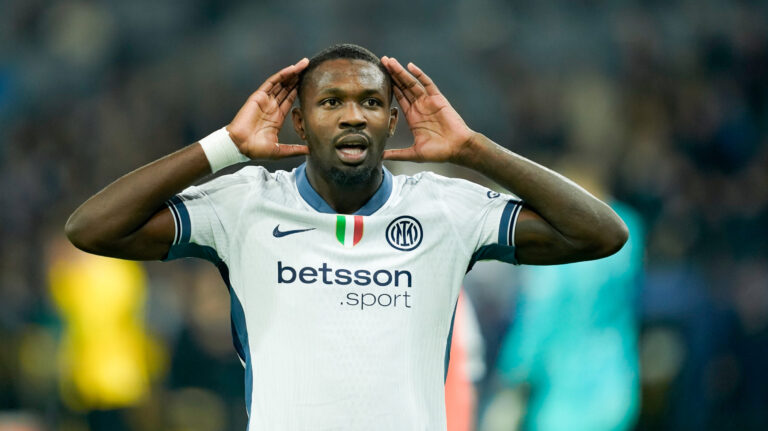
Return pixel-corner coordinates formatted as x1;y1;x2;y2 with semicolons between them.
292;59;397;186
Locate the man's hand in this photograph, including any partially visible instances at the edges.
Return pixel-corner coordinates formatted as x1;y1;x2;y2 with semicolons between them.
382;56;628;265
67;59;313;260
227;58;310;160
380;57;475;164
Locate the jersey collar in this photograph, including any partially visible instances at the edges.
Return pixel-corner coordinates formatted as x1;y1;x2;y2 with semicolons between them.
295;162;393;216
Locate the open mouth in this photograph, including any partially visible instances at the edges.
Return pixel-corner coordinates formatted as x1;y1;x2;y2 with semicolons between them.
335;134;369;164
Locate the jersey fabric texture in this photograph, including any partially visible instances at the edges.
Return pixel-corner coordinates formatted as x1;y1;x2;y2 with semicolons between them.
164;163;523;431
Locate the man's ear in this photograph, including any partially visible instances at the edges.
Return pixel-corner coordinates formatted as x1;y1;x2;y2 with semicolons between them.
388;107;398;137
291;107;306;141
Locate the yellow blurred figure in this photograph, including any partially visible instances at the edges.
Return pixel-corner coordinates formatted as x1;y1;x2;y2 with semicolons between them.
48;240;160;411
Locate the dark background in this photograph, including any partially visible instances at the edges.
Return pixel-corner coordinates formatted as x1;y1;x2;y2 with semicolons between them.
1;0;767;430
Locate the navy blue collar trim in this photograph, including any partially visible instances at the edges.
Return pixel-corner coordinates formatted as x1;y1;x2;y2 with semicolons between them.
295;163;393;216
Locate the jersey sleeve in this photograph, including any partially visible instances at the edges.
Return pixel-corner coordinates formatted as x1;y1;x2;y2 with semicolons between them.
163;168;263;264
426;173;524;268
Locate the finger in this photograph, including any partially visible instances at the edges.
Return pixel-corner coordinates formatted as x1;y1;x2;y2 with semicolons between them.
407;62;440;96
268;59;307;97
294;57;310;71
273;143;309;158
381;55;394;73
393;86;410;112
257;68;288;95
279;88;298;116
383;147;422;162
382;57;414;100
275;82;293;105
391;58;425;100
270;71;301;98
385;57;424;101
382;56;410;99
382;56;405;84
268;82;284;98
257;58;309;95
284;58;309;85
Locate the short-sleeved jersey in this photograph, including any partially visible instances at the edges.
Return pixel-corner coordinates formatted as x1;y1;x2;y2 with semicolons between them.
165;163;523;431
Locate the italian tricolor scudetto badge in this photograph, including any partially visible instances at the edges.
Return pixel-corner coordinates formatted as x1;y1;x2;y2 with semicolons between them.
336;215;363;247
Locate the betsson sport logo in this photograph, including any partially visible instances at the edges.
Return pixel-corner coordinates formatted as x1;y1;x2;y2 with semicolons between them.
386;216;422;251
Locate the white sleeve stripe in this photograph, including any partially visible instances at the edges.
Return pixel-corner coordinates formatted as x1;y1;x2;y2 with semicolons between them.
166;200;181;245
509;202;523;247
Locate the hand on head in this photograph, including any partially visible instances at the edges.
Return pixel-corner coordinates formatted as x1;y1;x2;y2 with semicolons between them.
380;57;476;164
225;55;477;164
227;58;311;160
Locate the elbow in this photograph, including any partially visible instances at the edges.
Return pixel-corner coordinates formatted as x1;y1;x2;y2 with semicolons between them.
65;212;100;253
588;216;629;259
606;220;630;256
64;213;86;250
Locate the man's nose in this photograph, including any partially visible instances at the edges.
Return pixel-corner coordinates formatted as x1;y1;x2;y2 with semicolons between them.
339;103;367;129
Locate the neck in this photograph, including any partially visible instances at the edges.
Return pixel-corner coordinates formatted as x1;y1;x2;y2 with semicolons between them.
305;162;383;214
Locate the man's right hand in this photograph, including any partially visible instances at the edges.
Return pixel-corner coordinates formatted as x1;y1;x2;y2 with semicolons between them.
66;59;312;260
227;58;310;159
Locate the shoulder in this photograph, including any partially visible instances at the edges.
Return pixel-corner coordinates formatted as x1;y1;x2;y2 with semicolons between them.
230;165;285;184
391;169;521;211
392;170;471;188
393;170;493;196
181;165;296;205
199;165;294;190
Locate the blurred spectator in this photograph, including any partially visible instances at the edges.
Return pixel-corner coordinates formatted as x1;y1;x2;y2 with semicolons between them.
47;238;164;430
445;291;486;431
494;161;645;431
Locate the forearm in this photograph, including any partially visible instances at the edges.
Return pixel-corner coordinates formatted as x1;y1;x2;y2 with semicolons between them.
65;143;211;255
65;59;308;259
455;133;628;257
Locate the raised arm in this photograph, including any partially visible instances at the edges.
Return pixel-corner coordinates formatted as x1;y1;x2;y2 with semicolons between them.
65;58;310;260
380;57;628;265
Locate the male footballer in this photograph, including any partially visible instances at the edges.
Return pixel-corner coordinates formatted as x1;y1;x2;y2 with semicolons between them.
66;44;628;430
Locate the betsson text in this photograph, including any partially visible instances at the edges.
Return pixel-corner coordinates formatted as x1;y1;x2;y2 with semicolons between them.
277;261;413;309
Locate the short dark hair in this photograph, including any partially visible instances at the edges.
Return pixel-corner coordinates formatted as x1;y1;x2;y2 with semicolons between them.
297;43;392;105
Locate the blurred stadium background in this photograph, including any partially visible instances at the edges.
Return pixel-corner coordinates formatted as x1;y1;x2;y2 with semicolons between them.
1;0;767;430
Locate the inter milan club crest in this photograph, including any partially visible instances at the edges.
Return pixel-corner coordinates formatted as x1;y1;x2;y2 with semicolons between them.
336;215;364;247
385;216;423;251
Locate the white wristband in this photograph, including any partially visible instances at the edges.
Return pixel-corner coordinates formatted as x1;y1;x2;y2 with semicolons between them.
199;127;249;173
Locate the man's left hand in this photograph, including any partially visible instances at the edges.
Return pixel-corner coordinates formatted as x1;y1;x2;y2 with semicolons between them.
381;57;476;164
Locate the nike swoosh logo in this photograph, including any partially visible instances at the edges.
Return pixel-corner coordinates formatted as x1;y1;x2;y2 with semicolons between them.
273;225;316;238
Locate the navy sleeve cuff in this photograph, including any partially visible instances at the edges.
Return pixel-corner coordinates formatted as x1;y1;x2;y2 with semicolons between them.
166;195;191;246
498;199;523;247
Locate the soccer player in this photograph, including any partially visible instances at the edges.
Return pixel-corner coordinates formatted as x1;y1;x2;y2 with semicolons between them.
65;44;628;429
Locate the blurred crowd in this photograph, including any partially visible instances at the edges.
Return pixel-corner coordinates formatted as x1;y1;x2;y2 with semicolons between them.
1;0;767;430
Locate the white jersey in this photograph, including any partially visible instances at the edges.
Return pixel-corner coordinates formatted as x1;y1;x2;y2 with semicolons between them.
165;163;523;431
